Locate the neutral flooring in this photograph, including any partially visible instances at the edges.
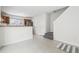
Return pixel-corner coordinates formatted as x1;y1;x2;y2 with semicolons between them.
0;35;65;53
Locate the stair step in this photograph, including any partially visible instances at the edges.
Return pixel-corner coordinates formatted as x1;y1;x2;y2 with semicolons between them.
57;43;63;48
72;46;78;53
44;32;53;40
76;48;79;53
61;44;67;50
66;45;71;53
45;32;53;35
57;42;79;53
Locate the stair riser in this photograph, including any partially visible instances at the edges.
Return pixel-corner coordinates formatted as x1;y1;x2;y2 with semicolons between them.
57;43;79;53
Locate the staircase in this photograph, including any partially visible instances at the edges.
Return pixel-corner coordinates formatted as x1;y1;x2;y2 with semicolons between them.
57;42;79;53
43;32;53;40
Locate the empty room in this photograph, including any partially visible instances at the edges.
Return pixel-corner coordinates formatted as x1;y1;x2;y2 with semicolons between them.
0;6;79;53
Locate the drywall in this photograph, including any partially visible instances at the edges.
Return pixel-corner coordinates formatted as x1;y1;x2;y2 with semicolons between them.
0;7;4;47
0;28;5;47
32;7;67;35
54;7;79;47
0;27;33;46
46;13;51;32
0;6;1;21
33;14;47;35
50;7;67;32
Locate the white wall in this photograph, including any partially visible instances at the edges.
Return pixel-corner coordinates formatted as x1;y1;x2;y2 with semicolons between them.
0;7;3;47
46;13;51;32
54;7;79;47
0;6;1;21
33;8;67;35
50;7;67;32
0;28;5;47
0;27;33;46
33;14;47;35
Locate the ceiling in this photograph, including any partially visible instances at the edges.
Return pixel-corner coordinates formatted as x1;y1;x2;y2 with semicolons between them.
2;6;65;17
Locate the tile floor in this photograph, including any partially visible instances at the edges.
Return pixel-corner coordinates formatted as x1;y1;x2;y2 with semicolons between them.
0;35;65;53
